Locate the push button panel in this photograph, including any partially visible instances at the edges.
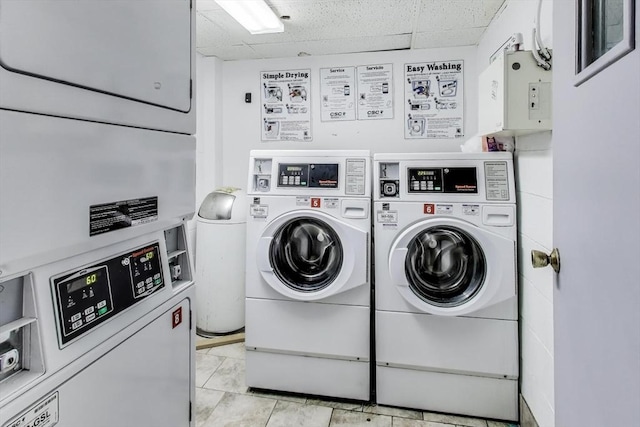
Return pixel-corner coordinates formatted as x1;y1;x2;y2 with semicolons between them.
52;243;164;347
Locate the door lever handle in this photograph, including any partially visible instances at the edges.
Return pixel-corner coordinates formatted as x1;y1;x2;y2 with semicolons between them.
531;248;561;273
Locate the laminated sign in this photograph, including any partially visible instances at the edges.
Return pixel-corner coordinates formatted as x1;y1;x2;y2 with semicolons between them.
404;60;464;139
261;69;312;142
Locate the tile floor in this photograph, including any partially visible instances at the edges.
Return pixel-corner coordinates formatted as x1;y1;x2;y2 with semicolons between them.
196;343;519;427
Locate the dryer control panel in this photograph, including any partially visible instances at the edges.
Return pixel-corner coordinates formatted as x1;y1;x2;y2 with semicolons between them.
52;243;164;346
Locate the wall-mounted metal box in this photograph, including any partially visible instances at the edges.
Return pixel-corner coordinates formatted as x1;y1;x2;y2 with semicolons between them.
478;51;552;137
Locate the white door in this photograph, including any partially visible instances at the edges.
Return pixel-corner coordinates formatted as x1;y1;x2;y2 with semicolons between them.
553;2;639;425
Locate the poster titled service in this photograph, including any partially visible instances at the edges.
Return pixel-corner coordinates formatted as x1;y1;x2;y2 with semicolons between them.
404;60;464;139
320;66;356;122
260;69;312;142
356;63;393;120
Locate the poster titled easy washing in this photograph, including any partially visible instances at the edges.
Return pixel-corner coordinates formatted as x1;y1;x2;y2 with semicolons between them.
404;60;464;139
260;69;312;142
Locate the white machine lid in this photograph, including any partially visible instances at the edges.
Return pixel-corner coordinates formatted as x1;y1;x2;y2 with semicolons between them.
0;0;192;112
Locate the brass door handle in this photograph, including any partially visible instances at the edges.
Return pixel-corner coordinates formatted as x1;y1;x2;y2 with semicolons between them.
531;248;561;273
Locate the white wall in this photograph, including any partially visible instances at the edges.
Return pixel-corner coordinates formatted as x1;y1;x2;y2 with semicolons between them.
189;54;224;258
477;1;554;426
219;47;477;188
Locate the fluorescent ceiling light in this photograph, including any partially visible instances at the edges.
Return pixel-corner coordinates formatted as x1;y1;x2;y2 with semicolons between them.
215;0;284;34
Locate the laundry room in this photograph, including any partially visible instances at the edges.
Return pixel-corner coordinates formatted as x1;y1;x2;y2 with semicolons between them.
193;0;551;424
0;1;637;427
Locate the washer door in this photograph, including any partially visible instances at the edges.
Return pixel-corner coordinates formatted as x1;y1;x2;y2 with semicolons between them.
257;210;368;301
389;218;515;316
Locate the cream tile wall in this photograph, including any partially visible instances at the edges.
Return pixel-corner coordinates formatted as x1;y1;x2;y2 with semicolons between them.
476;1;555;426
516;136;555;427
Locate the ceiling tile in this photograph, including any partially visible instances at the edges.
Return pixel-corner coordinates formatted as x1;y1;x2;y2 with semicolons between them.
412;27;487;49
197;43;259;60
247;34;412;59
195;0;220;12
416;0;505;32
195;0;504;60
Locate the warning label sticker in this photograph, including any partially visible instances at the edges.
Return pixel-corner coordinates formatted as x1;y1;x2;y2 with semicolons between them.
377;210;398;223
4;392;59;427
463;204;480;216
436;204;453;215
90;197;158;236
324;198;339;209
250;205;269;218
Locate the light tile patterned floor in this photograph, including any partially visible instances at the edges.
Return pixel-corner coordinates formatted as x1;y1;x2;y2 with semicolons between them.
196;343;518;427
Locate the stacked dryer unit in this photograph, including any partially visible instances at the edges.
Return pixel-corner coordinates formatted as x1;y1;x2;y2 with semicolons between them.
245;150;372;400
373;153;518;421
0;2;196;426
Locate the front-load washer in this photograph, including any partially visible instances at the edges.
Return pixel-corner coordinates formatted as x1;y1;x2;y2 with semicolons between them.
374;152;518;422
246;150;371;400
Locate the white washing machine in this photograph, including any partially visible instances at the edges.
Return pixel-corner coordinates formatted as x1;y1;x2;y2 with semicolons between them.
374;152;519;422
246;150;371;401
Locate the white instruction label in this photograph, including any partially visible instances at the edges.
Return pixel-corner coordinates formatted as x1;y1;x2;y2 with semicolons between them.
346;159;366;195
296;196;310;206
324;198;339;209
377;210;398;223
463;204;480;216
484;161;510;201
4;392;59;427
250;205;269;218
436;204;453;214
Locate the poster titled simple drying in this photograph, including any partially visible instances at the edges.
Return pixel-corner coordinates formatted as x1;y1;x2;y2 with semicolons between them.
261;69;312;142
404;60;464;139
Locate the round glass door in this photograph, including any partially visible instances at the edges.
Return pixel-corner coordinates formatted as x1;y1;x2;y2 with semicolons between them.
404;226;486;307
269;217;343;292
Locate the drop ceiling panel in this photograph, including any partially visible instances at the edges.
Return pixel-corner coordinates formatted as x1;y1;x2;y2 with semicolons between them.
415;0;505;31
198;44;257;61
195;0;505;60
413;27;487;49
248;34;412;59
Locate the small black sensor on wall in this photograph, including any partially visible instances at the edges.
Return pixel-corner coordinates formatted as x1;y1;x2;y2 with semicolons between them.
245;93;251;103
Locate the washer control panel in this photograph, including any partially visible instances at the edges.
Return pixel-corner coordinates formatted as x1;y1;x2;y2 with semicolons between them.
277;163;339;188
52;243;164;346
407;167;477;193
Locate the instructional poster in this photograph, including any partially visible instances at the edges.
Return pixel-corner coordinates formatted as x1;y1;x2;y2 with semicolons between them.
356;63;393;120
260;69;312;141
320;66;356;121
404;60;464;139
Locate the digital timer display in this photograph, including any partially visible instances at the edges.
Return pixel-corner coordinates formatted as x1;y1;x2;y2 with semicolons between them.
287;166;303;172
416;170;435;176
66;268;105;293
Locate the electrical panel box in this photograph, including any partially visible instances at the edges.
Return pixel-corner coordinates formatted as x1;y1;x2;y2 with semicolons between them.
478;51;552;137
